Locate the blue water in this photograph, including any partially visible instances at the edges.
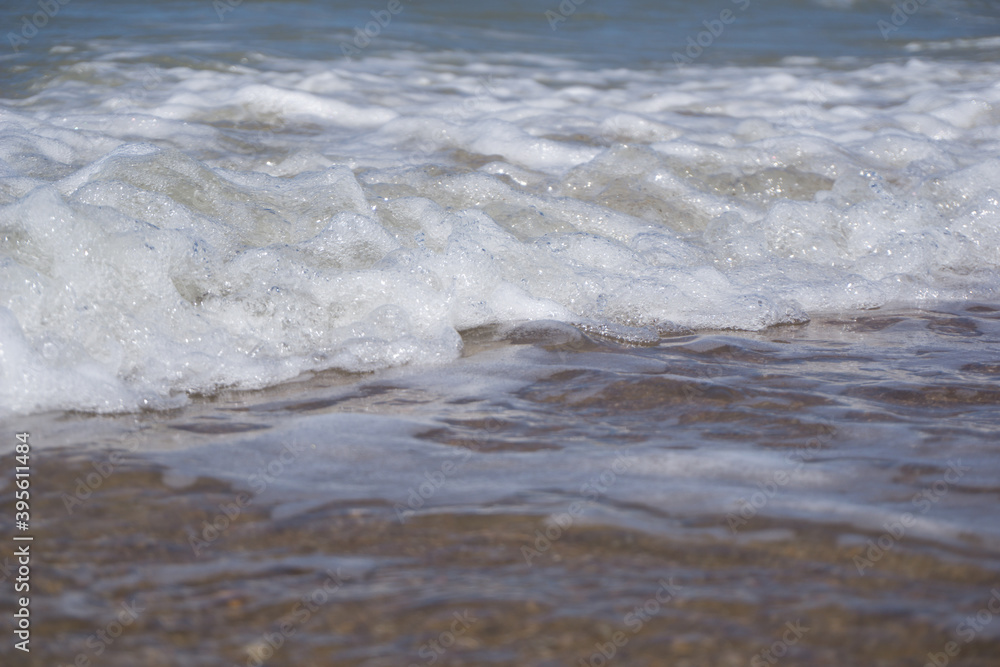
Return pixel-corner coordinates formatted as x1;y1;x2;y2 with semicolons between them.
3;0;999;81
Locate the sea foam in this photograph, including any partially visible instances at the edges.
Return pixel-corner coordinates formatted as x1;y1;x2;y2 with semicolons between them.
2;52;999;415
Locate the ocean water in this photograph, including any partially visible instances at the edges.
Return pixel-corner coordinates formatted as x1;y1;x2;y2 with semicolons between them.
2;0;1000;414
2;1;1000;665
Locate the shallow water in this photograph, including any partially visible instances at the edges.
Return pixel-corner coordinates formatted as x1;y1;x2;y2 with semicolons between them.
4;304;1000;665
2;0;1000;664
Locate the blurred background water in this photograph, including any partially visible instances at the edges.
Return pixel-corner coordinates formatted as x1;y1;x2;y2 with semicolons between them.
4;0;1000;79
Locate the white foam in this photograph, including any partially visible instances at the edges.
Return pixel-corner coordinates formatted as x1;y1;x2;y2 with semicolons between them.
2;53;999;415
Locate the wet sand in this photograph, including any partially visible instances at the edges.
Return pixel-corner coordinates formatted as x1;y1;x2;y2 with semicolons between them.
3;303;1000;666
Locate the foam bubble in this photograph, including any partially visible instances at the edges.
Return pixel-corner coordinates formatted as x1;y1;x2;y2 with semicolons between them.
2;51;999;416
